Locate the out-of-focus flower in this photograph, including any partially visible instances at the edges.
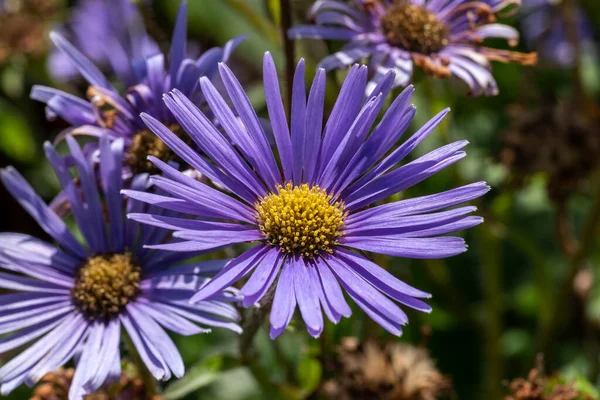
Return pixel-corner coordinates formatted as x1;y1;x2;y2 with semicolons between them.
521;0;594;67
499;98;600;202
123;52;488;338
505;355;593;400
321;337;451;400
30;367;163;400
0;136;241;398
48;0;159;85
0;0;60;63
288;0;536;95
31;1;243;176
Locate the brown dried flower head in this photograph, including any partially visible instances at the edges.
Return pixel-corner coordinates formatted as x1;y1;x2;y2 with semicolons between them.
30;367;163;400
321;337;451;400
505;355;593;400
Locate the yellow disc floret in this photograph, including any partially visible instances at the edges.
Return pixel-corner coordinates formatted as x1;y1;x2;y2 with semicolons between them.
255;183;347;259
72;253;141;320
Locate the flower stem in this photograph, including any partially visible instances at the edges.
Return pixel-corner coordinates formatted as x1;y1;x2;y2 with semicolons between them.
537;172;600;352
479;223;504;400
124;332;157;398
239;285;277;364
280;0;295;117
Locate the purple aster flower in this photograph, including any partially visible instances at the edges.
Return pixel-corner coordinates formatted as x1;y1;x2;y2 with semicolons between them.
48;0;159;85
123;53;489;339
288;0;537;95
31;1;243;176
0;136;241;399
521;0;594;66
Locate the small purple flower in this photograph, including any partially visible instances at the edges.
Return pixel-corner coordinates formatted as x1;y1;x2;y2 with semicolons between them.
124;53;489;339
521;0;594;66
48;0;159;85
288;0;537;95
31;1;243;176
0;136;240;399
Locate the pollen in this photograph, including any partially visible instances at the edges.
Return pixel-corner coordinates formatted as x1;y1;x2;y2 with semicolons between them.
71;253;141;320
127;124;189;174
255;183;347;259
381;2;449;54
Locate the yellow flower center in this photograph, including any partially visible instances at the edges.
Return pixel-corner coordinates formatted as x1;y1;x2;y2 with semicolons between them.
381;2;449;54
255;183;346;259
72;253;141;320
127;124;190;174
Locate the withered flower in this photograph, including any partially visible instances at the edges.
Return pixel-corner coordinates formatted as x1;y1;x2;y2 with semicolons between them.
322;337;451;400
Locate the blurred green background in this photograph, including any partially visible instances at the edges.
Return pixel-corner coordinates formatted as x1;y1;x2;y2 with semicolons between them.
1;0;600;399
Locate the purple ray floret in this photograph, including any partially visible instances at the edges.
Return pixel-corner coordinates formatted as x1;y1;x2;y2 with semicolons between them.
0;137;240;399
125;52;490;339
288;0;536;95
32;1;243;176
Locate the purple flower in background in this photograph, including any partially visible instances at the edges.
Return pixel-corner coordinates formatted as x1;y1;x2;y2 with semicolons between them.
48;0;159;85
32;1;243;176
288;0;537;95
0;136;241;398
521;0;594;66
124;53;489;339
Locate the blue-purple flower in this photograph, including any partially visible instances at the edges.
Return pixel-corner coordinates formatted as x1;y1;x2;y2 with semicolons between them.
48;0;159;84
123;53;489;339
31;1;242;176
0;136;240;399
288;0;537;95
521;0;594;66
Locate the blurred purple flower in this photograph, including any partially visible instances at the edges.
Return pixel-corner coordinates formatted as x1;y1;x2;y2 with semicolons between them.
0;136;241;399
288;0;536;95
123;53;489;339
31;1;243;176
48;0;159;85
521;0;594;66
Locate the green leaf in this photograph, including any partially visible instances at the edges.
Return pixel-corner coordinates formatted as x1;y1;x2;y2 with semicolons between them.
163;356;226;400
296;357;322;398
267;0;281;26
573;376;600;399
0;101;36;162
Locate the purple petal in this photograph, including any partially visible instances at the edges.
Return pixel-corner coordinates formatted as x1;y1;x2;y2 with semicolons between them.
240;248;283;307
263;52;293;182
290;59;307;185
0;167;86;258
293;257;323;337
126;303;185;378
341;236;468;258
218;63;281;190
315;258;352;318
190;245;269;303
169;1;188;86
269;257;297;338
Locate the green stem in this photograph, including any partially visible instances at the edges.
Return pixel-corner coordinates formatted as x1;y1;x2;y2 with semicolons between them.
222;0;280;45
124;332;158;398
479;224;503;400
537;173;600;352
239;285;277;364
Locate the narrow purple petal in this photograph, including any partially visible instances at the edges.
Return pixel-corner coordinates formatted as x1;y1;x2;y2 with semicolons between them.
291;59;307;185
190;245;269;303
0;167;86;258
263;52;293;181
169;1;188;86
293;257;323;337
240;248;283;307
269;257;297;338
218;63;281;190
341;236;468;258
